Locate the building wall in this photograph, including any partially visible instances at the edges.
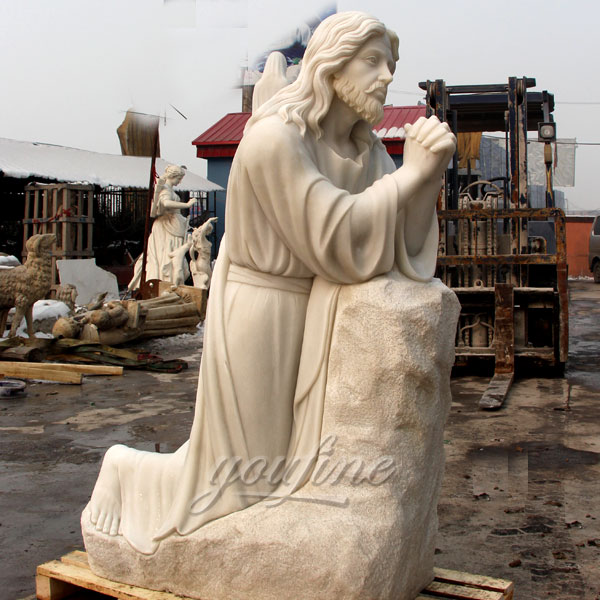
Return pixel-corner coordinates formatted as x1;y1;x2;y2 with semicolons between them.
206;157;233;251
566;217;594;277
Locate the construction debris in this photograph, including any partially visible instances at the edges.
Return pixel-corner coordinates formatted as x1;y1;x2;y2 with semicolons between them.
0;337;189;374
51;284;205;345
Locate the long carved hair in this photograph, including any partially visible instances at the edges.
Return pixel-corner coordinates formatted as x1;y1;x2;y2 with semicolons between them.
151;164;186;218
245;12;399;139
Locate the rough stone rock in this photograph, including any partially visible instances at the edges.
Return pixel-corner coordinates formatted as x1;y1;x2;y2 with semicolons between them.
82;271;460;600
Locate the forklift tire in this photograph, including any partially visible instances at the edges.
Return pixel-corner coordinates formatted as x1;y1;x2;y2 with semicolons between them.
594;261;600;283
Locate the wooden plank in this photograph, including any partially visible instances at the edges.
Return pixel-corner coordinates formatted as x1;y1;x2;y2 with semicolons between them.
0;362;122;376
36;559;189;600
62;187;69;253
423;580;504;599
0;363;81;384
479;372;514;410
77;190;83;252
60;550;91;569
56;364;123;376
24;190;31;251
36;570;80;600
0;345;43;362
434;568;514;596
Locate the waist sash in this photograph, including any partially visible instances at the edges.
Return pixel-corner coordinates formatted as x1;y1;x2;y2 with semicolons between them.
228;263;313;295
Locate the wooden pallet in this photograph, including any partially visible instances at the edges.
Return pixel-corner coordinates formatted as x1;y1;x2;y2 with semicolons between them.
36;552;181;600
419;567;514;600
37;552;513;600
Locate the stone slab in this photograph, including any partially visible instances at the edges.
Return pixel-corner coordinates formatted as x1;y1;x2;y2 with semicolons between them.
57;259;119;306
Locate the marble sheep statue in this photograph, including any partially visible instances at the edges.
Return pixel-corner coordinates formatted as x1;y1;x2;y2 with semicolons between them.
0;233;56;337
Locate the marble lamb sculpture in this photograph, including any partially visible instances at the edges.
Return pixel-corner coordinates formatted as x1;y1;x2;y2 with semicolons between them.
83;11;459;600
0;233;56;338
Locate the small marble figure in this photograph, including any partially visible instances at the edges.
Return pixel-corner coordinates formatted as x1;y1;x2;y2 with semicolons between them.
189;217;218;290
128;165;197;290
252;51;289;112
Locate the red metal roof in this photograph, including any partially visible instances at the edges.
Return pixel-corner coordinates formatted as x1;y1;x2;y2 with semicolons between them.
192;113;251;158
192;105;426;158
374;105;426;139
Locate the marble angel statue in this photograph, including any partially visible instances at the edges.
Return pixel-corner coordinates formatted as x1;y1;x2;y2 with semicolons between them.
128;165;198;290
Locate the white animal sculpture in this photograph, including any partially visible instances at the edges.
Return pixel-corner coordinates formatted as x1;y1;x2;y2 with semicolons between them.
167;239;193;287
189;217;218;290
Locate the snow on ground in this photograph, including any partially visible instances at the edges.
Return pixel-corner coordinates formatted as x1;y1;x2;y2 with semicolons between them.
142;324;204;363
0;255;21;268
1;299;70;339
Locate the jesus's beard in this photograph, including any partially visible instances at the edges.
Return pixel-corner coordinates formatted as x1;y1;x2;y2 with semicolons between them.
332;76;385;126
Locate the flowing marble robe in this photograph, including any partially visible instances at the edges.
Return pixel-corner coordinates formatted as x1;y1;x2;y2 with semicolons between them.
95;114;439;554
128;184;190;290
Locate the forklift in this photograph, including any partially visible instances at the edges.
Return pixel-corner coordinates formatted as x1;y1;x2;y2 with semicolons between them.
420;77;568;409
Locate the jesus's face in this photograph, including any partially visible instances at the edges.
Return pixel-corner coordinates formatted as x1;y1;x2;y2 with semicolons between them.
332;34;395;126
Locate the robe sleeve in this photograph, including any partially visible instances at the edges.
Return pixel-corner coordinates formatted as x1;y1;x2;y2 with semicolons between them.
371;140;439;282
235;118;399;284
394;207;439;282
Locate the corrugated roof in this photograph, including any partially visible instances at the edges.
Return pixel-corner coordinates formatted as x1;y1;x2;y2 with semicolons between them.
374;106;427;139
192;113;251;146
0;137;223;192
192;106;426;158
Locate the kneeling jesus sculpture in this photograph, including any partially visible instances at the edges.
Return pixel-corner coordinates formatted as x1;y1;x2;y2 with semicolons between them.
83;11;458;600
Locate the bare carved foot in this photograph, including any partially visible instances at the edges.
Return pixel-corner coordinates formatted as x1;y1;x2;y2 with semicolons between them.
89;444;128;536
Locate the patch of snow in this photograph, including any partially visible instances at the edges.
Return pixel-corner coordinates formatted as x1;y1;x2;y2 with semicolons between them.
0;255;21;268
3;300;71;337
142;325;204;356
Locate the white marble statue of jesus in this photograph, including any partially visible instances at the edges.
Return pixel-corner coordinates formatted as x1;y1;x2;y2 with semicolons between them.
85;11;456;556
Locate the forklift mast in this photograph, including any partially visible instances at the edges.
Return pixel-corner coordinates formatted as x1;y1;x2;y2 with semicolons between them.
419;77;568;409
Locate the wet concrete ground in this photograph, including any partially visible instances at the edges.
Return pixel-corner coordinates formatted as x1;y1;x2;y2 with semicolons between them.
438;281;600;599
1;282;599;599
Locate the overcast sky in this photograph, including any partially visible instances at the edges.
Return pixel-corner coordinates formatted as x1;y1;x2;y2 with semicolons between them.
1;0;599;210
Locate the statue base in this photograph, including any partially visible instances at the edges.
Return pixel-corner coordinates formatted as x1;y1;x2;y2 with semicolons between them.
35;551;515;600
82;272;461;600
